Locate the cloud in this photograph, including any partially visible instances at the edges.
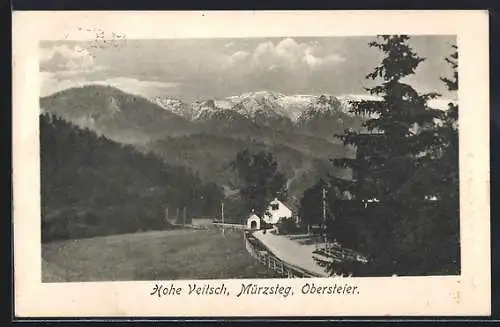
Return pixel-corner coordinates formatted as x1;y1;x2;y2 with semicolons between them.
93;77;179;98
303;53;346;69
226;38;345;72
40;73;179;98
39;37;454;103
40;44;100;72
40;72;82;97
227;50;251;65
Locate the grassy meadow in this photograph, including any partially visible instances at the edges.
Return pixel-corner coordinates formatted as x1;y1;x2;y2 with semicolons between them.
42;228;280;282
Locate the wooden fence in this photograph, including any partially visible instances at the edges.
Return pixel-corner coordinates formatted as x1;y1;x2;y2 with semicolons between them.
173;219;325;277
243;231;323;278
176;222;246;232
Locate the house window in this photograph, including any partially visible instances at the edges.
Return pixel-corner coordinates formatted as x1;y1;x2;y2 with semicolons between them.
271;203;279;211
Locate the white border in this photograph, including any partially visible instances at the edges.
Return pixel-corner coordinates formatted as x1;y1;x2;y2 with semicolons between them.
12;10;490;317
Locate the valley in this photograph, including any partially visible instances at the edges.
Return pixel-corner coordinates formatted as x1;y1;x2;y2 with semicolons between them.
35;34;461;283
40;85;364;200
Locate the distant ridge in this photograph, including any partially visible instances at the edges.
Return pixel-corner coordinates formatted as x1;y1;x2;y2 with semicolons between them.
40;84;451;200
152;90;456;124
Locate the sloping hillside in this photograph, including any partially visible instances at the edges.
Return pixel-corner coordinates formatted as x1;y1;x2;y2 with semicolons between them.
144;133;351;198
40;113;224;242
40;85;356;201
40;85;197;145
42;229;280;281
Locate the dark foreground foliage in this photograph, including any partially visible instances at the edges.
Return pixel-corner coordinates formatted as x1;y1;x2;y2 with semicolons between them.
304;36;460;277
324;200;460;276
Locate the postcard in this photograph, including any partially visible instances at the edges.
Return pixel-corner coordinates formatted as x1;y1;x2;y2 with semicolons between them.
12;10;490;317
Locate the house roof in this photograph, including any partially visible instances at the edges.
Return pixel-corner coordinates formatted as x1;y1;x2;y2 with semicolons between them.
282;196;299;214
248;213;260;220
267;197;297;214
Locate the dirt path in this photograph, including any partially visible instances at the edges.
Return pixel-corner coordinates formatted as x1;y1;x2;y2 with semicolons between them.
252;230;329;277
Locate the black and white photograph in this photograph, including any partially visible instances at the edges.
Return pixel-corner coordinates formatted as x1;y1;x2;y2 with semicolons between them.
39;33;460;281
13;11;490;317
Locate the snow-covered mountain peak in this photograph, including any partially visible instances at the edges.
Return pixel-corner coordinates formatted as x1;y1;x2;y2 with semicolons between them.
152;96;193;119
296;95;348;123
227;90;286;101
191;99;219;120
147;90;457;125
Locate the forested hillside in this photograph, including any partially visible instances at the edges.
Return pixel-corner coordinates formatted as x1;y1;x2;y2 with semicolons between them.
40;113;224;242
40;86;357;201
144;133;351;199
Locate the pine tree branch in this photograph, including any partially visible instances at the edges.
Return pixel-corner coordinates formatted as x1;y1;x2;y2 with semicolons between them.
348;100;386;116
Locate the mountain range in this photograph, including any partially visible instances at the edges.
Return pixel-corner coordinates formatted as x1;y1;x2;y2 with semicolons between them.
39;85;452;199
152;90;367;122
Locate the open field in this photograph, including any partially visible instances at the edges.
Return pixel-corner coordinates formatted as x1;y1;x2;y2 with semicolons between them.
42;228;280;282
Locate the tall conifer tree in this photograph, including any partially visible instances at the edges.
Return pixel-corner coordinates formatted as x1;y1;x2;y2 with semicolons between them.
332;35;443;202
319;39;461;276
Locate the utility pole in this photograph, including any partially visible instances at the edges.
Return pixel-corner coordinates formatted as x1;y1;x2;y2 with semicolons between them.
183;207;186;226
165;207;169;224
176;207;179;225
221;201;225;236
322;185;327;250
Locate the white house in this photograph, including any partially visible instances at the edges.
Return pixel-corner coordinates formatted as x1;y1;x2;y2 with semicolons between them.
263;198;293;225
246;213;261;230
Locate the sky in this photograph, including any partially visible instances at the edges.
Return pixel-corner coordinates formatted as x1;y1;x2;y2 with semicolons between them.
40;35;457;103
